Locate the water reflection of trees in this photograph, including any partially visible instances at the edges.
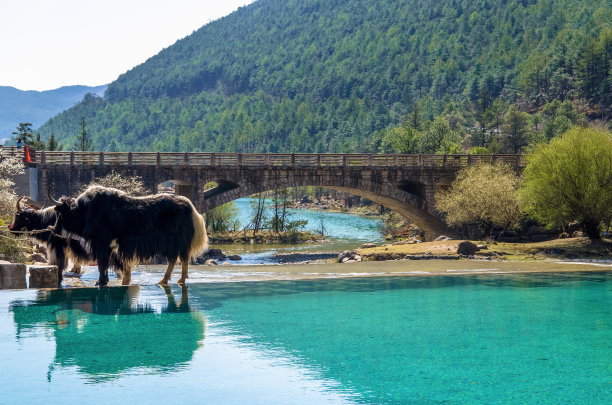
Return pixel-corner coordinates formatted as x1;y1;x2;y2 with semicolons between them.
9;285;205;381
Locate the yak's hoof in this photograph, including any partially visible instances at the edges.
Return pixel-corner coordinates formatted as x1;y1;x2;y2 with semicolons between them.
177;278;187;285
96;281;108;287
159;279;169;285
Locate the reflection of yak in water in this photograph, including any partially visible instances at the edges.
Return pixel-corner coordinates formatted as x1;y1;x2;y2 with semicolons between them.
10;286;205;380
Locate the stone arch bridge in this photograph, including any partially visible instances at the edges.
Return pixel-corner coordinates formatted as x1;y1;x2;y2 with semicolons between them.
15;149;524;237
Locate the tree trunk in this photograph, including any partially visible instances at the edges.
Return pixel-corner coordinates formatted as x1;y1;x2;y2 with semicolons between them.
582;219;601;239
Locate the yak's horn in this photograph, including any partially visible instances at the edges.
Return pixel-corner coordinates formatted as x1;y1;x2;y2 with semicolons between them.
16;196;24;213
48;187;61;206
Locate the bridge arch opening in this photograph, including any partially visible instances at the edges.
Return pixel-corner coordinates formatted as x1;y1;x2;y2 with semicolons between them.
395;180;426;200
203;180;240;200
199;180;453;238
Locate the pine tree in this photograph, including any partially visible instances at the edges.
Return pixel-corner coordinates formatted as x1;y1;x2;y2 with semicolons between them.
47;133;62;151
74;117;92;151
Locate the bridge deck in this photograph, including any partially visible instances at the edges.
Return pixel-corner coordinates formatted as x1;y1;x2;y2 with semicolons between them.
4;147;525;168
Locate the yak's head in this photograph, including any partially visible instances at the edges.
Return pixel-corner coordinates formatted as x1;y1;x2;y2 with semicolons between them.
9;197;44;234
49;191;82;235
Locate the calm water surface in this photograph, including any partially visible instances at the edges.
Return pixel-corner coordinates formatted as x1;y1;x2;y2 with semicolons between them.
1;272;611;404
215;198;384;263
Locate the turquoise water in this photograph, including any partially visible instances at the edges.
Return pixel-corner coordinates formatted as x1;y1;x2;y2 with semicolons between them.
232;197;384;242
216;198;384;264
1;273;611;404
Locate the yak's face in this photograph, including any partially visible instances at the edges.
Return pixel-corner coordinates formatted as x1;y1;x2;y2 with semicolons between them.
53;197;81;233
53;197;75;216
9;209;37;234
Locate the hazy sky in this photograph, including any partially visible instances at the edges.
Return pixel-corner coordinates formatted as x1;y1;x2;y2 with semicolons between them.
0;0;255;91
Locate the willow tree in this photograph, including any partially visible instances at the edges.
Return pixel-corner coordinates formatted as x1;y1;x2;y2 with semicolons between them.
435;163;522;238
520;127;612;239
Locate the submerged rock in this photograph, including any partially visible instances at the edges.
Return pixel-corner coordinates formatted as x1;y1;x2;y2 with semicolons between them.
196;248;227;264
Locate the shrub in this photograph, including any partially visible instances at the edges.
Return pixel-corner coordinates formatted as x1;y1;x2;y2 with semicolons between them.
436;163;522;238
520;127;612;239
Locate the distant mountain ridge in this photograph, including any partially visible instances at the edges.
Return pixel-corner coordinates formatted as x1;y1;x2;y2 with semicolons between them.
36;0;610;153
0;84;106;142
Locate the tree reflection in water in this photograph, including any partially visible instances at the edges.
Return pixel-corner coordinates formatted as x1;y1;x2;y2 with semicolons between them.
10;285;205;381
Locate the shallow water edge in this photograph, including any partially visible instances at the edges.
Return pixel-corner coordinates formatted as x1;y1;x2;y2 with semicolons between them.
52;259;612;288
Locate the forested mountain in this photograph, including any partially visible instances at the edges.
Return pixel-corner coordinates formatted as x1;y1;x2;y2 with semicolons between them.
0;85;106;142
37;0;610;153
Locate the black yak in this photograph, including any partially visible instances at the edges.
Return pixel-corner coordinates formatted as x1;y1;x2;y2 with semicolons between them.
9;197;127;286
49;186;208;286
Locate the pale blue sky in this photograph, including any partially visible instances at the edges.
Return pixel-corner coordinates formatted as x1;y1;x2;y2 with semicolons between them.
0;0;255;91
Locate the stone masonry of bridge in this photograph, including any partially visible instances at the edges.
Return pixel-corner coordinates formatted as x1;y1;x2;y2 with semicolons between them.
13;150;524;238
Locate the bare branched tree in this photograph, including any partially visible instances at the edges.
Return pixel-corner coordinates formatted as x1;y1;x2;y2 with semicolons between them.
80;171;148;196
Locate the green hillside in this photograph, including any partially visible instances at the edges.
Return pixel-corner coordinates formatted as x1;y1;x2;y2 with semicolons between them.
37;0;611;153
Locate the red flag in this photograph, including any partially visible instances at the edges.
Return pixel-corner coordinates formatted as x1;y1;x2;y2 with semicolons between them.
25;146;31;163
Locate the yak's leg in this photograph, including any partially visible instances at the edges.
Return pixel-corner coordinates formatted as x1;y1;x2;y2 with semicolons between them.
178;258;189;285
96;257;110;287
179;285;189;310
160;284;177;310
121;266;132;286
55;249;67;287
160;261;175;285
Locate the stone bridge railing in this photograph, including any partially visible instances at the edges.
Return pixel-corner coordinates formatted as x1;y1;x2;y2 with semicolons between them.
10;148;525;169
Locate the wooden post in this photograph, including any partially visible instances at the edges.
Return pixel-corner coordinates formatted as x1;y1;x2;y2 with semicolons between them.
156;152;161;166
393;154;398;166
41;151;46;164
368;154;373;167
99;152;104;165
70;151;75;165
237;153;243;166
467;154;472;165
265;154;270;166
342;154;347;167
210;153;216;166
291;153;295;166
515;154;519;169
418;154;423;166
128;152;133;166
443;154;447;166
316;154;321;166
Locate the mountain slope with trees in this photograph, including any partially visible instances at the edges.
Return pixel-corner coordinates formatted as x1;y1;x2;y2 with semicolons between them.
36;0;610;153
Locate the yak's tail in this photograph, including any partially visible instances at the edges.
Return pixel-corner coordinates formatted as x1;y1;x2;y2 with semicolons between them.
189;208;209;259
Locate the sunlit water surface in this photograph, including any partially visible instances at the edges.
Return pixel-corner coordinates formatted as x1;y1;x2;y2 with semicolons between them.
1;272;611;404
214;198;384;264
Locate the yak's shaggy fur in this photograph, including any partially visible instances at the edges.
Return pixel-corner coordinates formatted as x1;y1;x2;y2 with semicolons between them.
52;186;208;286
9;206;101;285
